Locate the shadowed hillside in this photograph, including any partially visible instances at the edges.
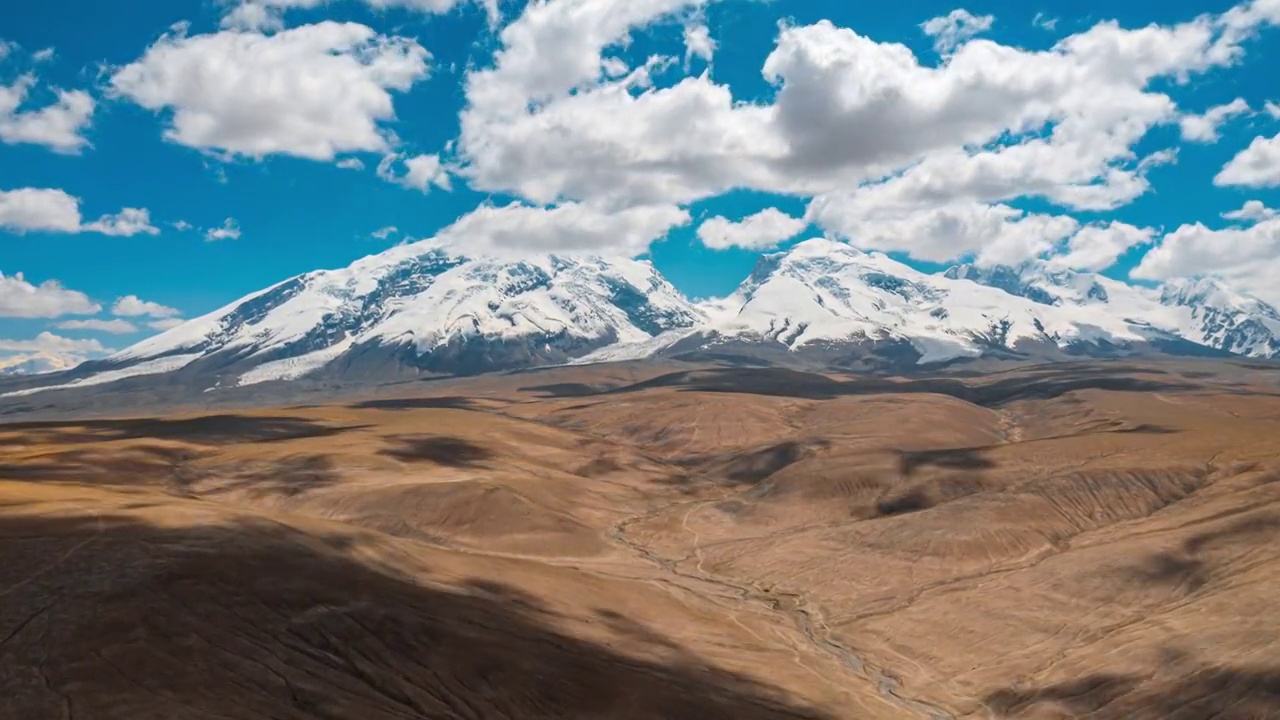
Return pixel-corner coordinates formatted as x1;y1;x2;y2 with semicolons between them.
3;360;1280;719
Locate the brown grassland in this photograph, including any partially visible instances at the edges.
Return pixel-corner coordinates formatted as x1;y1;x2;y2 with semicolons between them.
2;360;1280;719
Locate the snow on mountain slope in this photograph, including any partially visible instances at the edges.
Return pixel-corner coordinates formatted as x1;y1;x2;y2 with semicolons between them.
0;353;86;377
99;241;705;386
1160;277;1280;358
13;237;1279;399
696;239;1181;363
948;262;1280;358
0;354;201;398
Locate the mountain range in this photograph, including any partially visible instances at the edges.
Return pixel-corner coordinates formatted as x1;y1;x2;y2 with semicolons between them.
4;237;1279;398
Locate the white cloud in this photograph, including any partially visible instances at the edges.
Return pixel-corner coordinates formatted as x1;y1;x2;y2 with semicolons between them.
1222;199;1278;222
434;201;691;256
222;0;497;32
377;153;451;192
464;0;699;119
1046;221;1155;271
0;40;14;61
0;74;95;153
0;332;105;353
171;220;194;231
111;22;430;161
148;318;186;331
0;332;106;376
0;351;83;375
82;208;160;237
921;9;995;53
0;188;159;236
0;272;100;318
56;318;140;334
0;188;82;233
684;23;716;67
371;225;398;239
1179;97;1250;142
205;218;242;241
697;208;806;251
808;199;1080;266
32;47;55;63
1215;133;1280;187
1138;148;1179;171
1033;13;1059;31
336;157;365;171
1134;216;1280;304
458;0;1275;228
1267;101;1280;118
112;295;182;318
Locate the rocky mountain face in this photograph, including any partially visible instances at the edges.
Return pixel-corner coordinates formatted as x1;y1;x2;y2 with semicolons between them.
944;260;1280;359
5;238;1278;396
1159;277;1280;358
2;242;703;396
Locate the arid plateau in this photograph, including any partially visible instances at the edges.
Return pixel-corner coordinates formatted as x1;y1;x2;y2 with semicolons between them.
3;360;1280;719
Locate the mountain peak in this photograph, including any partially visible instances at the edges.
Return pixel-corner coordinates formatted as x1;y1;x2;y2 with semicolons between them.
782;237;860;258
101;244;704;386
9;243;1280;392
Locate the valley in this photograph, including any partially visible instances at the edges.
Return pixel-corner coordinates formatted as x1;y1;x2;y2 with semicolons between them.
3;360;1280;718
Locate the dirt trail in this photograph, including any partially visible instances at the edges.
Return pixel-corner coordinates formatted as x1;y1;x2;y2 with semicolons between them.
608;498;955;720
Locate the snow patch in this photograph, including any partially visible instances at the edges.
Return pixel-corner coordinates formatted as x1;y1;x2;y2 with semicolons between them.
1;353;201;397
234;340;353;386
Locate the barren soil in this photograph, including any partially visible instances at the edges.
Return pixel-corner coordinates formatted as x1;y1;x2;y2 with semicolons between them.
3;360;1280;719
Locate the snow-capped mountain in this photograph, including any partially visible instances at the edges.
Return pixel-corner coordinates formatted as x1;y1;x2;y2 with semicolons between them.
947;261;1280;359
676;239;1198;365
1160;277;1280;358
28;242;703;391
0;353;83;377
6;237;1278;398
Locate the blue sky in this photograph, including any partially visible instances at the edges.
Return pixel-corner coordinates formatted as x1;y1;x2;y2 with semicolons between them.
3;0;1280;370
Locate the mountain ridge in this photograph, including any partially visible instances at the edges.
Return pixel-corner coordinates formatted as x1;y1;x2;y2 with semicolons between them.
5;238;1279;396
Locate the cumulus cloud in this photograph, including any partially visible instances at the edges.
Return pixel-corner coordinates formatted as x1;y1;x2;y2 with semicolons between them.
147;318;186;331
0;188;159;236
457;0;1277;231
377;153;451;192
1046;221;1155;271
336;157;366;171
1179;98;1251;142
371;225;398;239
0;332;104;353
112;295;182;318
111;22;430;161
1133;216;1280;303
204;218;242;241
1215;133;1280;187
82;208;160;236
921;9;995;53
55;318;140;334
0;331;107;375
684;23;715;67
1222;199;1278;222
808;199;1080;266
0;272;100;318
435;201;691;257
697;208;806;251
221;0;498;32
1267;101;1280;118
0;188;81;233
0;73;95;153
